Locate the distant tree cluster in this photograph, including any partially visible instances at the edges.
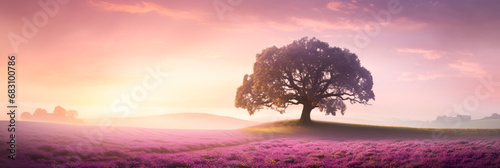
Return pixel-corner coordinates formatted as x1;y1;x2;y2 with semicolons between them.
20;106;83;125
480;113;500;120
433;115;472;124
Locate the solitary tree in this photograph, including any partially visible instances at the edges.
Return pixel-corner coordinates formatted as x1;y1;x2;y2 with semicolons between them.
235;37;375;123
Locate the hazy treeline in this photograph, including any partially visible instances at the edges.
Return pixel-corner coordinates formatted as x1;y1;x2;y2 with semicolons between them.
20;106;83;125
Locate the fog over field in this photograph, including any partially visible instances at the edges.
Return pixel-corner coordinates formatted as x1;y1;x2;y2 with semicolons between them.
83;113;261;130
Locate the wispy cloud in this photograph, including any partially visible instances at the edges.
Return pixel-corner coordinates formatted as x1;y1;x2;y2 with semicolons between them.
399;72;445;81
449;60;487;77
88;0;201;20
396;48;442;60
399;59;488;81
326;1;359;14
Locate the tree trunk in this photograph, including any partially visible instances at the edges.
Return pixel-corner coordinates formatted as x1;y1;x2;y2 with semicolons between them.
299;104;313;123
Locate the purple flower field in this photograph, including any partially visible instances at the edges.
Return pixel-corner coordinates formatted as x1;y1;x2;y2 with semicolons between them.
1;121;499;167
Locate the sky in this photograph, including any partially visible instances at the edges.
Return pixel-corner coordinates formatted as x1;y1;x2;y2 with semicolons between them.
1;0;499;125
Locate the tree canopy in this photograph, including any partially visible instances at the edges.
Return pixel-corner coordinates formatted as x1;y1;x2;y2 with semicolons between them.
235;37;375;123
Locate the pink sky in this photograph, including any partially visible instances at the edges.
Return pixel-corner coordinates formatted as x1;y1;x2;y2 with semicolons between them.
1;0;499;124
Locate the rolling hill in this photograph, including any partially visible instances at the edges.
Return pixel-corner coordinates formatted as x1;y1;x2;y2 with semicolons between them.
244;120;500;139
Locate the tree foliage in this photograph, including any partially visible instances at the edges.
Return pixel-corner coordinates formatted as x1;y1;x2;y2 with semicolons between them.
235;37;375;122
